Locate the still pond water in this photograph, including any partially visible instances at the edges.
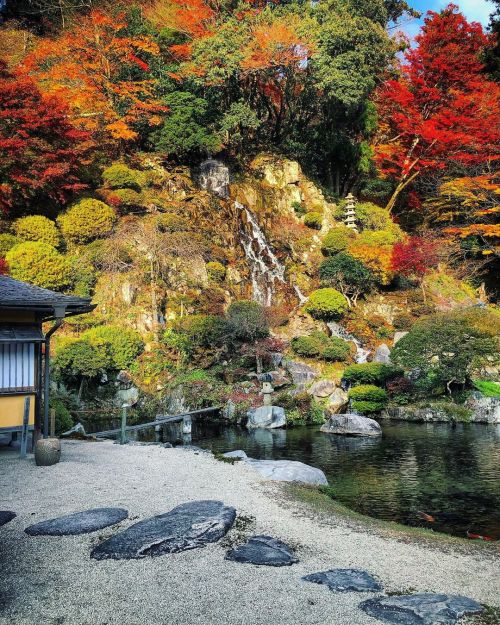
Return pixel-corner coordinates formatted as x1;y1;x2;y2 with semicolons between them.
146;420;500;540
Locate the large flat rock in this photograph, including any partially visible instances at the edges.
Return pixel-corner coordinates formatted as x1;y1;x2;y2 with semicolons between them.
226;536;298;566
321;414;382;437
247;459;328;486
91;500;236;560
25;508;128;536
246;406;286;429
303;569;383;593
359;593;484;625
0;511;15;527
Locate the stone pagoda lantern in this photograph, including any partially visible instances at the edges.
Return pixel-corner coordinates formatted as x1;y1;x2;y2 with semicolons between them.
344;193;358;232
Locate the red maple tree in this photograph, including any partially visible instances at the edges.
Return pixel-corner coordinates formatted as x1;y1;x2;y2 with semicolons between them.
391;236;439;300
375;4;500;213
0;62;89;214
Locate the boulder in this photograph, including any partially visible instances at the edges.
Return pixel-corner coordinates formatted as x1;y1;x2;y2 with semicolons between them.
246;459;328;485
25;508;128;536
464;392;500;424
283;359;318;390
0;511;15;527
303;569;383;593
308;380;337;398
91;500;236;560
226;536;298;566
360;593;483;625
326;388;349;414
321;414;382;437
373;343;391;364
246;406;286;429
223;450;248;460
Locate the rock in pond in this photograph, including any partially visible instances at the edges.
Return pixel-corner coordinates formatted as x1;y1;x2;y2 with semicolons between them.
25;508;128;536
247;459;328;486
247;406;286;429
465;392;500;424
303;569;382;593
321;414;382;437
91;500;236;560
0;511;15;527
360;593;483;625
226;536;298;566
223;450;248;459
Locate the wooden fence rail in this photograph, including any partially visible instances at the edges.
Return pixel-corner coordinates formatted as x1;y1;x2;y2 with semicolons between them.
91;406;221;438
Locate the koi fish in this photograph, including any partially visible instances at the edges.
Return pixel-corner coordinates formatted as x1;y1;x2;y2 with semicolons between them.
417;511;436;523
466;531;494;542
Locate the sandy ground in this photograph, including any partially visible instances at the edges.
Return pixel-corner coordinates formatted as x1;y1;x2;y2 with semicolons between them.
0;440;498;625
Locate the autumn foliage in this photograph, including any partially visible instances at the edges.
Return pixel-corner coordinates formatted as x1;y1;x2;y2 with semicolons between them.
391;237;439;280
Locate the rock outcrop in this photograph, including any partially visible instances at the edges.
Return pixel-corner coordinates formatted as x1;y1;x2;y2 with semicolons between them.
246;406;286;429
321;414;382;437
464;392;500;423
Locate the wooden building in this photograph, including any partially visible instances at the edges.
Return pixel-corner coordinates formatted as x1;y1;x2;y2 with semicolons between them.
0;276;95;441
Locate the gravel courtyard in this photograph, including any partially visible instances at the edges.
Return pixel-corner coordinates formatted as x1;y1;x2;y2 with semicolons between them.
0;440;498;625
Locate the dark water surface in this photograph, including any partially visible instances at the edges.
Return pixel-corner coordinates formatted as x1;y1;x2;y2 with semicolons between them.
150;420;500;540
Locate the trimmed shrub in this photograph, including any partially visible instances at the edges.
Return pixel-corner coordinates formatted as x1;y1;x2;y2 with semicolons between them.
168;314;228;354
304;288;348;320
54;339;112;379
304;212;322;230
82;326;144;370
0;233;19;255
206;261;226;282
102;163;143;190
226;300;269;343
321;226;355;256
68;256;97;298
342;362;403;385
13;215;60;247
349;384;388;413
111;188;143;208
58;199;116;244
50;398;74;435
292;333;329;358
319;253;374;303
322;338;351;362
6;242;71;290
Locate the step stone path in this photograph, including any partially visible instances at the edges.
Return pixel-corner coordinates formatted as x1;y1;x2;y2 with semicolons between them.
18;502;486;624
226;535;298;566
0;511;15;527
91;500;236;560
360;593;484;625
25;508;128;536
303;569;383;593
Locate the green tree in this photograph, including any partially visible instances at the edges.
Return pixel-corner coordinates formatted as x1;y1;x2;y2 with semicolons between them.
319;253;374;307
226;300;269;343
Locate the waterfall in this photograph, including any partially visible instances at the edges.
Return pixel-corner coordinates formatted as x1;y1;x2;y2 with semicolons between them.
237;201;286;306
294;285;308;305
327;321;371;364
197;159;230;198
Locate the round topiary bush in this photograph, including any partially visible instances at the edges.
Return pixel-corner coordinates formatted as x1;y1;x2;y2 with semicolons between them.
304;288;348;320
82;325;144;370
111;188;143;208
342;362;403;385
291;334;327;358
322;337;351;362
102;163;143;190
348;384;388;413
206;261;226;282
321;226;356;256
58;199;116;244
13;215;61;247
50;398;74;435
303;212;322;230
0;233;19;256
6;242;71;290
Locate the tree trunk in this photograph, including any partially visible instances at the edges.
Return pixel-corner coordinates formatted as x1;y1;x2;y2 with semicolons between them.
386;171;420;213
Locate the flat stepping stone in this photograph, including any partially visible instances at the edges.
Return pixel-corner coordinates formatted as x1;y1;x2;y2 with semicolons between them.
360;593;484;625
91;500;236;560
25;508;128;536
303;569;383;593
225;535;298;566
0;511;16;527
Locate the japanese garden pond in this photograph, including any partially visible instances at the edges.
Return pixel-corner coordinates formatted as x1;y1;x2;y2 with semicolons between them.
142;420;500;540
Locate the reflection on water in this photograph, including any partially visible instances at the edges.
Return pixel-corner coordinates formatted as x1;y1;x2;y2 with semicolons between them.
143;420;500;539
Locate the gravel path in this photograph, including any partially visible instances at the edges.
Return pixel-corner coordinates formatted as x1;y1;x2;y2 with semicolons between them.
0;440;498;625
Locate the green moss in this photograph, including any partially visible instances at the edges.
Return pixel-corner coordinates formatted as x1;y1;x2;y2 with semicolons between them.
213;451;241;464
473;380;500;398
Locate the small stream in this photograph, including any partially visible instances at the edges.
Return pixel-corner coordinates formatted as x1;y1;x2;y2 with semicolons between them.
145;420;500;540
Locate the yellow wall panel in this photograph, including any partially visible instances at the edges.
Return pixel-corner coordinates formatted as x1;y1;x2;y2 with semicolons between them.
0;395;35;429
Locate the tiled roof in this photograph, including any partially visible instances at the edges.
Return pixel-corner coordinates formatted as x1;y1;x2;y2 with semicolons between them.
0;276;94;312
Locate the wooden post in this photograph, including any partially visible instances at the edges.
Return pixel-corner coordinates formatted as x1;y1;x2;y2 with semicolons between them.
20;397;30;459
50;409;56;438
119;406;127;444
